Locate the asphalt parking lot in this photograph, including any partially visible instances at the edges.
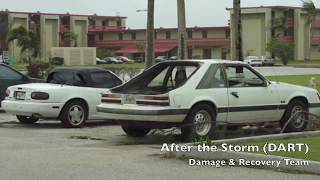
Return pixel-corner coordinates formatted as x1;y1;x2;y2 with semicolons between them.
0;112;319;180
253;66;320;76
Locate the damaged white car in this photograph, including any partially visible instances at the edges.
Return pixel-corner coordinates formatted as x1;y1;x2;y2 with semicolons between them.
97;60;320;140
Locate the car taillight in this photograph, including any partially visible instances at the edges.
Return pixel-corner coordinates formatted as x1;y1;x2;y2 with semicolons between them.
5;89;10;97
101;93;122;104
31;92;49;100
136;95;170;106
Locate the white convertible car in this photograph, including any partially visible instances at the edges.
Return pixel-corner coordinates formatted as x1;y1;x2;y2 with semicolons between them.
97;60;320;140
2;67;122;128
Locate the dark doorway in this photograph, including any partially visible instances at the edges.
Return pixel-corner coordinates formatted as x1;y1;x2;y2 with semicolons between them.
202;48;212;59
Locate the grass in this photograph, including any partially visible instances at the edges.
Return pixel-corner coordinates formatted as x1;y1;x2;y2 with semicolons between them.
267;74;320;91
276;60;320;67
243;136;320;162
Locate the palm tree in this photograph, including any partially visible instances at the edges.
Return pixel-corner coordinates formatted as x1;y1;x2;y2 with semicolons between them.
302;0;318;60
7;26;40;65
145;0;155;69
233;0;243;61
62;32;78;47
177;0;188;60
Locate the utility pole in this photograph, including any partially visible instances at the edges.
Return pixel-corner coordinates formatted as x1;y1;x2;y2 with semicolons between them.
177;0;188;60
233;0;243;61
145;0;155;69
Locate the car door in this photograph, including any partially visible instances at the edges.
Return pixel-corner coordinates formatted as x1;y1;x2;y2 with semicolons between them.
0;65;29;106
224;64;280;123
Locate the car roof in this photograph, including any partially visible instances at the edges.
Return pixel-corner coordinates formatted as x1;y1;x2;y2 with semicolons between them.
160;59;247;65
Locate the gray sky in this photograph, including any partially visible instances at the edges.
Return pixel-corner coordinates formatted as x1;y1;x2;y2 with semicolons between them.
1;0;319;28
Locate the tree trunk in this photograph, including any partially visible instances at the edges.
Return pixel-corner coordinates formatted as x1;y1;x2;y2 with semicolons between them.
177;0;188;60
145;0;155;69
233;0;243;61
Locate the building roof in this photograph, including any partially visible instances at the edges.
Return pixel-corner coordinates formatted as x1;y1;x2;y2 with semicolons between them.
226;5;319;11
125;26;229;32
0;10;127;19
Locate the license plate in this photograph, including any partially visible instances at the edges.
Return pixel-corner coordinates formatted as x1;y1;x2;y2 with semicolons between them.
15;91;26;100
122;94;136;104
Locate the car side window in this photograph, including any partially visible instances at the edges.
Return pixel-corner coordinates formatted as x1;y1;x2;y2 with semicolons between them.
225;66;265;87
49;72;85;86
91;71;122;88
0;65;23;80
197;65;226;89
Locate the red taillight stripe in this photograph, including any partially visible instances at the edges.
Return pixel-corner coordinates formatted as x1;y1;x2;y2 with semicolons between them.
101;99;121;104
150;96;169;100
136;101;169;106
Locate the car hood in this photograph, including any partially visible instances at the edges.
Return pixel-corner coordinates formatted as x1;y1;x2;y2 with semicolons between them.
271;81;316;92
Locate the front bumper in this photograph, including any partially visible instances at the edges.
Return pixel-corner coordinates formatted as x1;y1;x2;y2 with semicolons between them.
96;104;189;123
1;100;63;118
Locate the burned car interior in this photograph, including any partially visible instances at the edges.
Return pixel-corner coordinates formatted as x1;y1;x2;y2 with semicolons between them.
112;62;200;95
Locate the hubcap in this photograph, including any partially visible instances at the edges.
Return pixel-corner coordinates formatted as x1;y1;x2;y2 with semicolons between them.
194;110;212;136
68;105;84;125
291;105;305;128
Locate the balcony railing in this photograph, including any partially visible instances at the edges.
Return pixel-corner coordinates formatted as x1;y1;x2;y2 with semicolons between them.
59;40;70;47
60;25;70;32
312;36;320;45
287;18;294;27
312;20;320;28
88;38;230;48
274;36;294;43
88;25;126;32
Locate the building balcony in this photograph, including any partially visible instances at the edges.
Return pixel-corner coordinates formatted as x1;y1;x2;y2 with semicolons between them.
59;40;70;47
60;25;70;32
274;36;294;43
286;18;294;27
88;25;126;32
88;38;230;48
312;36;320;45
312;20;320;28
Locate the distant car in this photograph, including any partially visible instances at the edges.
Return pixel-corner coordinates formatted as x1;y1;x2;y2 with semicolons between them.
2;67;123;128
155;56;168;63
117;56;134;64
103;57;122;64
260;56;275;66
97;60;320;141
96;57;109;64
169;56;177;60
244;56;263;66
0;63;43;109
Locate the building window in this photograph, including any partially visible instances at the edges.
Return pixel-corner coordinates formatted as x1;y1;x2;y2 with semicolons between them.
102;20;109;27
99;33;103;41
166;31;171;40
202;30;207;38
118;33;123;40
188;48;192;59
131;32;136;40
225;29;230;38
117;20;122;27
188;30;193;39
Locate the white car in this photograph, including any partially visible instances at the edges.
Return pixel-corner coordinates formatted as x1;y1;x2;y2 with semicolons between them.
244;56;263;66
97;60;320;140
2;67;122;128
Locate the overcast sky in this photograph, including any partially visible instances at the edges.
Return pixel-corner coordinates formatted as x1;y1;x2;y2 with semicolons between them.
1;0;319;28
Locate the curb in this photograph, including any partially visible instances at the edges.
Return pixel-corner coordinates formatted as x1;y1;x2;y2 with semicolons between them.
172;131;320;175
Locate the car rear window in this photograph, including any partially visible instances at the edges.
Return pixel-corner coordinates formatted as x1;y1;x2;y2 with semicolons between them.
91;71;122;88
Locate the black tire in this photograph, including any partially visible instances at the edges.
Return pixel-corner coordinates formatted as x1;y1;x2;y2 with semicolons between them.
121;125;151;137
181;103;216;142
16;116;39;124
59;100;88;128
280;99;308;132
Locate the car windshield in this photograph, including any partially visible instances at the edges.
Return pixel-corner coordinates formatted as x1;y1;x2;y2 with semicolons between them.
112;62;199;95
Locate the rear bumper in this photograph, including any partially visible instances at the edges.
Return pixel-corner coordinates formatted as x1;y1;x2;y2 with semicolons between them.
1;100;63;118
96;104;189;123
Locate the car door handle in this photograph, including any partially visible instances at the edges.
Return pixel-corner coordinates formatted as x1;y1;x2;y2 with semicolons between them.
231;92;239;98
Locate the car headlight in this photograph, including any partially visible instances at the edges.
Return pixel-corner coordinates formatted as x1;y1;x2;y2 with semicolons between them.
31;92;49;100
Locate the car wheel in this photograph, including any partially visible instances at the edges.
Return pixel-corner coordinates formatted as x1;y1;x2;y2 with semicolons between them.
181;104;216;142
60;100;87;128
16;116;39;124
280;99;308;132
121;125;151;137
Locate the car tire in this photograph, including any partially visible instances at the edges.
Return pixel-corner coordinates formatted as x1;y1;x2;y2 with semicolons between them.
280;99;308;132
181;104;216;142
16;116;39;124
60;100;88;128
121;125;151;137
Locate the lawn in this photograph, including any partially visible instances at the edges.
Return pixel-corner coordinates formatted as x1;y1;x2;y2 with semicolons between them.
276;60;320;67
243;136;320;162
267;74;320;91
